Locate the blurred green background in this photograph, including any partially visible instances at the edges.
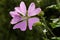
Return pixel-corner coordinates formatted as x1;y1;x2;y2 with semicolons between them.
0;0;60;40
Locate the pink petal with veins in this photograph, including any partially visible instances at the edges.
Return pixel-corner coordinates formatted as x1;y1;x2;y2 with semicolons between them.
15;1;26;16
28;17;39;30
13;20;27;31
9;11;19;17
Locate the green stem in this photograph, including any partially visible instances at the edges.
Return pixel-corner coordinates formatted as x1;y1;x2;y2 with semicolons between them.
56;0;60;8
41;16;56;37
56;0;60;5
41;27;48;39
38;26;48;40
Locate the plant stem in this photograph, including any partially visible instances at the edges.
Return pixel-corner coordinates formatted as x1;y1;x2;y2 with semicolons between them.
41;16;56;37
56;0;60;5
38;26;49;40
56;0;60;9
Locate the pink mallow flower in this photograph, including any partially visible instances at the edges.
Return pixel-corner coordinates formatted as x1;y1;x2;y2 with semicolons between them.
10;1;41;31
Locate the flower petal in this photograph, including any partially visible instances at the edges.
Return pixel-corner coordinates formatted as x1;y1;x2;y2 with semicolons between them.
10;15;22;24
28;17;39;30
13;20;27;31
15;1;26;16
9;11;19;17
28;8;41;16
20;1;26;15
28;3;35;16
15;7;22;14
